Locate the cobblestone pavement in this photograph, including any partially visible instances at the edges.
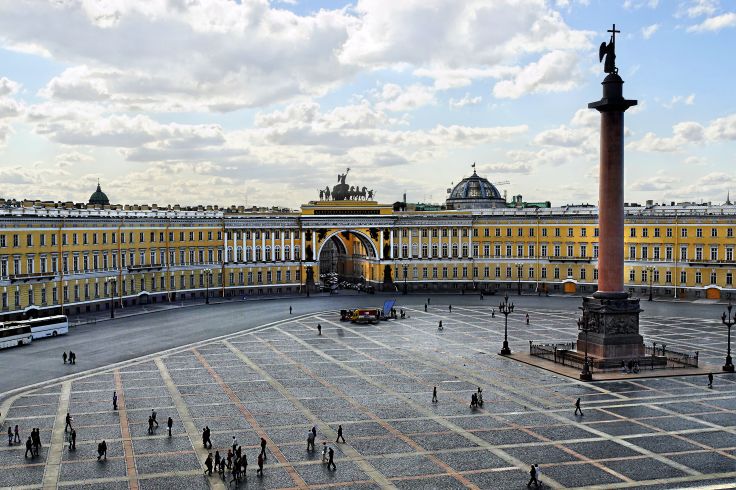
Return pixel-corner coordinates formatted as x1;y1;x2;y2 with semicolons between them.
0;303;734;489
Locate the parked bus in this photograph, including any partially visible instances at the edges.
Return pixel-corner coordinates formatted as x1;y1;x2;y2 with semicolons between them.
0;325;33;349
27;315;69;339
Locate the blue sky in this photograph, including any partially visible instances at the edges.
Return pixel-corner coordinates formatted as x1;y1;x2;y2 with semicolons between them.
0;0;733;208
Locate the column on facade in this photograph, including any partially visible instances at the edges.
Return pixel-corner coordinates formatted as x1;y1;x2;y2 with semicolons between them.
224;232;229;263
281;230;286;261
426;228;432;259
312;231;316;262
241;230;246;262
290;232;295;261
468;226;472;258
301;231;306;260
262;229;267;262
389;229;394;259
398;228;403;259
252;229;257;263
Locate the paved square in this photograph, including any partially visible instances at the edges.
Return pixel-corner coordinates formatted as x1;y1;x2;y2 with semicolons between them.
1;303;735;489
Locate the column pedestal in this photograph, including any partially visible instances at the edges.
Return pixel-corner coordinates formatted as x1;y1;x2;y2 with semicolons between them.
577;296;644;360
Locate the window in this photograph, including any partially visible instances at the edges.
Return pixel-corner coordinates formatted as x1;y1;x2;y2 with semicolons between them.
495;267;501;278
642;228;648;238
593;268;598;280
727;247;733;261
728;228;733;238
528;267;534;279
580;268;586;280
641;246;648;260
554;245;560;257
580;228;587;237
529;228;535;237
666;228;673;237
594;228;599;237
528;245;535;257
580;244;587;257
727;272;733;286
680;246;687;260
517;245;523;257
711;247;718;261
567;228;573;237
666;246;672;260
710;271;717;284
653;246;660;260
567;245;573;257
711;228;718;237
680;271;687;284
495;228;501;237
654;228;660;238
629;228;636;238
695;271;702;284
567;267;573;278
629;246;636;260
629;269;635;282
696;228;703;238
681;228;688;238
593;245;599;258
517;228;523;237
641;270;648;282
26;235;33;247
696;247;703;261
506;267;512;278
554;228;560;237
506;245;512;257
541;267;547;279
554;267;560;279
665;270;672;283
542;228;548;237
540;245;547;257
506;228;512;237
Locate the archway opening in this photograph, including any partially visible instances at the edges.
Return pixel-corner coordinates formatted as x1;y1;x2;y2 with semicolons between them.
318;231;376;287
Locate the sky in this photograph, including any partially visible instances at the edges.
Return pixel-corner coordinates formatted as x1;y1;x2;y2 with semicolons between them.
0;0;734;209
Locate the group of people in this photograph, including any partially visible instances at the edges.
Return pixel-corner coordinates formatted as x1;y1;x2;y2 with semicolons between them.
204;435;269;481
307;426;337;470
621;360;640;374
470;387;484;408
7;424;20;445
24;428;43;458
62;351;77;364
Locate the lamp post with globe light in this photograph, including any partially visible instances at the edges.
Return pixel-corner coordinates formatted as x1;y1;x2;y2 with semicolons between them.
499;293;514;355
722;302;735;372
203;268;212;304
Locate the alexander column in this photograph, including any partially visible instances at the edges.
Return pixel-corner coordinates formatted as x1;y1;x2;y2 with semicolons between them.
577;25;644;377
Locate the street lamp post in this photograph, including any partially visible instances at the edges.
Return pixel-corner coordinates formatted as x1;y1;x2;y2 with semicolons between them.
203;267;212;304
722;302;735;372
516;263;522;296
499;293;514;355
646;265;655;301
403;265;408;295
105;277;116;319
577;314;593;381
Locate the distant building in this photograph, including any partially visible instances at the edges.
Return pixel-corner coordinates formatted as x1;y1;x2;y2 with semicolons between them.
88;181;110;206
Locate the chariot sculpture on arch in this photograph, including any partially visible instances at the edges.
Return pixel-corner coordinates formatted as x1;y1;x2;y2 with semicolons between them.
318;167;375;201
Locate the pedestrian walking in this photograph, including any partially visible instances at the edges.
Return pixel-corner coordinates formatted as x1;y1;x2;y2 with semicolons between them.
151;409;159;427
25;436;33;458
708;372;714;388
219;455;226;479
226;449;233;469
14;424;20;443
527;464;539;488
69;351;76;364
64;413;72;432
449;304;452;313
438;320;443;331
327;446;336;470
112;391;118;410
289;306;292;315
231;456;240;483
574;397;583;416
147;415;154;434
491;308;495;318
257;452;264;476
535;464;542;487
317;323;322;335
526;313;530;325
7;426;13;445
241;452;247;475
260;437;267;460
307;431;315;451
167;416;173;437
97;440;107;460
69;429;76;451
62;351;67;364
432;386;437;403
204;452;213;475
336;425;345;443
321;442;328;463
424;303;427;312
232;435;238;455
214;450;221;472
312;426;317;438
427;297;431;305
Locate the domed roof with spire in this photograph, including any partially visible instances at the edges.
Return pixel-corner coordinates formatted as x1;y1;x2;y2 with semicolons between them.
88;181;110;206
446;169;506;210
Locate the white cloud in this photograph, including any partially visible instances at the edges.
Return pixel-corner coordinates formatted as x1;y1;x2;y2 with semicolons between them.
630;173;680;191
687;12;736;32
0;77;21;96
642;23;660;39
683;156;707;165
679;0;719;18
449;93;482;109
705;113;736;140
492;50;581;99
478;162;532;174
374;84;436;112
663;94;696;108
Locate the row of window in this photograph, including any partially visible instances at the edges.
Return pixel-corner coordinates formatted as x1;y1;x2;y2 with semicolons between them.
629;226;735;239
629;245;735;261
630;269;734;286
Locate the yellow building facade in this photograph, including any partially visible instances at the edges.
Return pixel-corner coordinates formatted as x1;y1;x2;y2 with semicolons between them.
1;189;735;320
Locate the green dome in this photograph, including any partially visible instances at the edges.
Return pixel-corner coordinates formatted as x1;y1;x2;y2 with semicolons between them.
89;182;110;206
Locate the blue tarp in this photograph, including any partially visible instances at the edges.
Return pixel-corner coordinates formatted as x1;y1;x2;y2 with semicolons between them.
383;299;396;317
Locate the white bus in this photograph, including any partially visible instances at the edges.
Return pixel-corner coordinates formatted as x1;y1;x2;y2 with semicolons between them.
0;325;33;349
26;315;69;339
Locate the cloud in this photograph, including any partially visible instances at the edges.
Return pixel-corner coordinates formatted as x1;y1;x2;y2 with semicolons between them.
0;77;21;96
683;156;707;165
687;12;736;32
679;0;719;18
492;50;581;99
374;83;436;112
449;93;483;109
630;173;680;191
478;162;533;174
662;94;696;108
641;23;660;39
628;120;707;152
